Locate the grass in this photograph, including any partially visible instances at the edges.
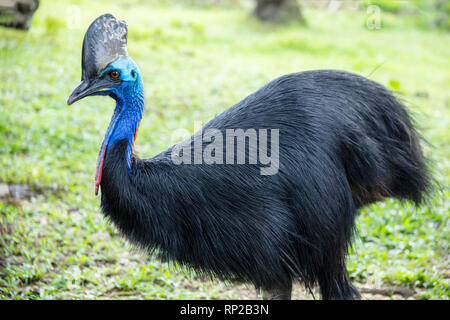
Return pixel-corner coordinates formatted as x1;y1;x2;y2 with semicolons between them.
0;0;449;299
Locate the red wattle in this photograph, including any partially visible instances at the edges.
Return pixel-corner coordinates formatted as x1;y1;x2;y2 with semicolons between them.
132;119;142;155
95;142;107;196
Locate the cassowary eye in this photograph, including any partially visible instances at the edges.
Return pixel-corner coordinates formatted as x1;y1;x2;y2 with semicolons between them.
110;70;120;79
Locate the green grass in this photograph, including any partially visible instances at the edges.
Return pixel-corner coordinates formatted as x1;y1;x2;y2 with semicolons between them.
0;0;449;299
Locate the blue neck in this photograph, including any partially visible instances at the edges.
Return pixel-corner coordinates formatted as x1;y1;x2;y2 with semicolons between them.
96;75;144;190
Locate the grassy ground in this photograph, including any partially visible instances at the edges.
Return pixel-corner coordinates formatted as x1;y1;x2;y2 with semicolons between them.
0;0;448;299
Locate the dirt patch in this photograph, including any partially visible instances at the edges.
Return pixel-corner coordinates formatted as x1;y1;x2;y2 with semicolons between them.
178;279;416;300
0;183;64;203
8;184;34;199
0;183;62;207
359;286;416;298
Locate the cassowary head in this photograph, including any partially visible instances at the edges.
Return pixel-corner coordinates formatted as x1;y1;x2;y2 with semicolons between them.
68;14;144;195
67;14;140;105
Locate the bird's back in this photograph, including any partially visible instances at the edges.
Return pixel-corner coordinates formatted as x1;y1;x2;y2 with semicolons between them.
102;69;429;291
151;69;428;206
199;69;429;206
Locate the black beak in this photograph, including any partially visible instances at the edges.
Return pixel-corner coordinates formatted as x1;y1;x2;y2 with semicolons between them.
67;80;90;105
67;79;112;105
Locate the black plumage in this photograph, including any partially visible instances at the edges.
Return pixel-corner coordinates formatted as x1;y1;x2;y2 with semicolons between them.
99;70;430;299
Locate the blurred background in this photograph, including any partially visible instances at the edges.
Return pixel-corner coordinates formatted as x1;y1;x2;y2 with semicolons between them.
0;0;448;299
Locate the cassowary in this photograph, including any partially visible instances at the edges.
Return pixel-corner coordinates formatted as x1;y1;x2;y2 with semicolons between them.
68;14;430;300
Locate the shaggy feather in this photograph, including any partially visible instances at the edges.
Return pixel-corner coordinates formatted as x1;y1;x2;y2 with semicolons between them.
99;70;430;299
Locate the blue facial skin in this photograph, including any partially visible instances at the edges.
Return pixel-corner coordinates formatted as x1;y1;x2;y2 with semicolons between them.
96;56;144;182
